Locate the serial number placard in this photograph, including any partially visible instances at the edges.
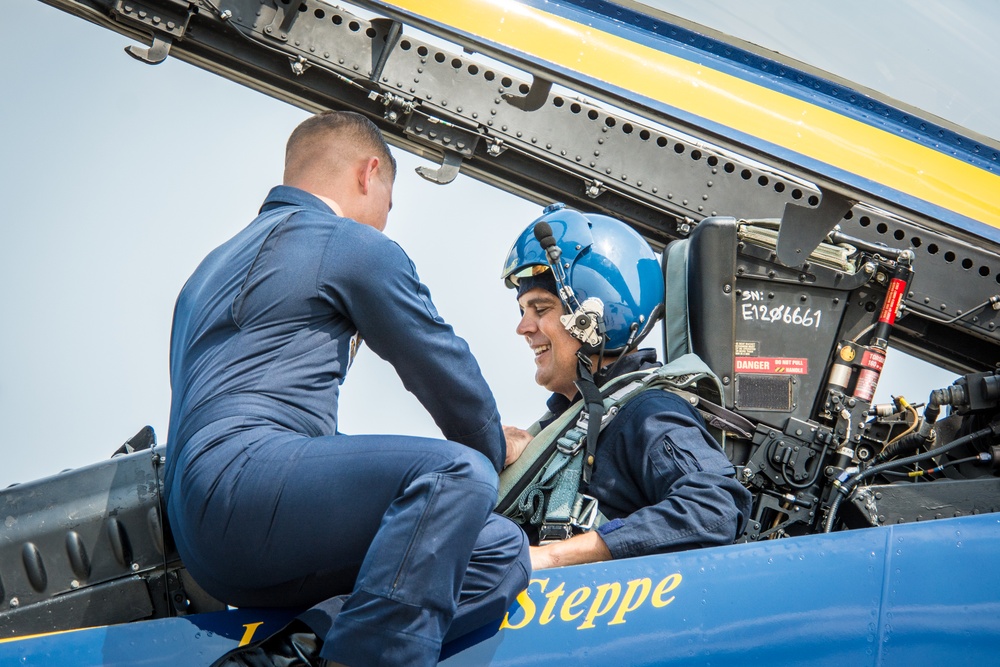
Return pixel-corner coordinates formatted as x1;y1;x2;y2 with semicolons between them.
741;303;823;329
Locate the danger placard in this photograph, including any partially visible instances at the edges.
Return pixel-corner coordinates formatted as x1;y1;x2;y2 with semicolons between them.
735;357;808;374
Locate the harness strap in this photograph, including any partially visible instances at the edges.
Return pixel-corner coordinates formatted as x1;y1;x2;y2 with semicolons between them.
673;389;755;439
539;450;585;543
499;353;739;542
497;402;585;512
512;422;586;524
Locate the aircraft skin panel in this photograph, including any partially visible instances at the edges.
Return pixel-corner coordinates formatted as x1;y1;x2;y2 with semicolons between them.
0;607;294;666
3;513;998;665
442;512;1000;666
366;0;1000;239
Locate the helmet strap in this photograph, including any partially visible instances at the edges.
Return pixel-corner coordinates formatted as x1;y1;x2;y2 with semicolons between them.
574;355;605;484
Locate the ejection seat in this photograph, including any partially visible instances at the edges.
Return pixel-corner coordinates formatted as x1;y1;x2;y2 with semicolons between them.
662;217;746;372
661;216;864;436
660;217;748;450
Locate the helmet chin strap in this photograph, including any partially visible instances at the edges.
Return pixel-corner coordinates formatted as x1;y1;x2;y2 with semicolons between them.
573;307;662;481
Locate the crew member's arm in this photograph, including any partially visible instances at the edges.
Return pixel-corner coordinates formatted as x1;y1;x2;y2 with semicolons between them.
530;531;612;570
320;226;506;470
593;392;752;560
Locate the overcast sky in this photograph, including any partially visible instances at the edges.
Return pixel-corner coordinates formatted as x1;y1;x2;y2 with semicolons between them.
2;0;994;488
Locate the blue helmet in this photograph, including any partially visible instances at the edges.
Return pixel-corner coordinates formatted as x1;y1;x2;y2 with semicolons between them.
501;203;664;354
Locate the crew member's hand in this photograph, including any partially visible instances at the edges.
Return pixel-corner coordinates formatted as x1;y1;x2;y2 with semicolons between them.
530;531;613;570
503;425;533;468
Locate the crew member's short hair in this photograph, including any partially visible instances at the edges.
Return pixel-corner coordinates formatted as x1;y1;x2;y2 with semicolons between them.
285;110;397;179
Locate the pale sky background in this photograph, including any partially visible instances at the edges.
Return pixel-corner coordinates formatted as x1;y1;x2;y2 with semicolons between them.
2;0;996;488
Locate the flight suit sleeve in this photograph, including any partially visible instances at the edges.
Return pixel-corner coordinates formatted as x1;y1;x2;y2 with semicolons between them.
318;226;506;471
596;392;752;559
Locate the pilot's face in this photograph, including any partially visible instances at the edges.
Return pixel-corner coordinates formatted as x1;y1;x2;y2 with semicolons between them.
516;287;581;399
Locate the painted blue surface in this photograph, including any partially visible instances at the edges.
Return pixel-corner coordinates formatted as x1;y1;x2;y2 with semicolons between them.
6;513;998;665
441;512;1000;666
0;608;294;667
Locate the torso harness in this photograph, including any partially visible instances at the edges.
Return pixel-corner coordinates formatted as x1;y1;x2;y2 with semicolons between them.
496;353;753;544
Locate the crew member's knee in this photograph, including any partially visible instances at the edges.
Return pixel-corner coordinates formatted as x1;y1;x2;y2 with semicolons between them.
441;445;499;495
482;514;532;599
502;522;532;600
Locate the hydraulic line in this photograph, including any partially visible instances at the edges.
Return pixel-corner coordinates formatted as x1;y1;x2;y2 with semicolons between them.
823;423;998;532
874;386;959;464
907;453;991;478
902;294;1000;326
876;430;929;464
884;399;919;446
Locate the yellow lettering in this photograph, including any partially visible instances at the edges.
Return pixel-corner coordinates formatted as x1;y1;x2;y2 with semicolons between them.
609;578;652;625
578;582;622;629
501;578;549;630
500;588;536;630
560;586;591;622
238;622;264;647
498;573;683;631
651;573;682;608
539;581;566;625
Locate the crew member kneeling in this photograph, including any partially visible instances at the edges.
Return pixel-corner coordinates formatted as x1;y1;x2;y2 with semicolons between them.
165;111;530;667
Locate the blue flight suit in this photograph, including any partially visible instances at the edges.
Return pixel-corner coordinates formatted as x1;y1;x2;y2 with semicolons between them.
540;349;752;557
164;186;530;666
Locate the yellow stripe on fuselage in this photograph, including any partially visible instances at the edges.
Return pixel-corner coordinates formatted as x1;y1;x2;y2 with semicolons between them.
0;627;90;644
382;0;1000;229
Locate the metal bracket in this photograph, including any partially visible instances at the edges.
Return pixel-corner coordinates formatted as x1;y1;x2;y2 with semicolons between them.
381;93;414;123
114;0;193;64
404;112;480;185
289;55;310;76
503;75;552;112
486;139;507;157
584;178;605;199
264;0;298;41
776;189;857;268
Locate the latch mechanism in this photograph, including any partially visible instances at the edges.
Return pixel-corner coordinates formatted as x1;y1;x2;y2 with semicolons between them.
114;0;194;64
405;112;481;185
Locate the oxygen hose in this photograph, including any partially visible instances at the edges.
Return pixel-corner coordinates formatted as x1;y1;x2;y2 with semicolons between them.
822;422;1000;532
